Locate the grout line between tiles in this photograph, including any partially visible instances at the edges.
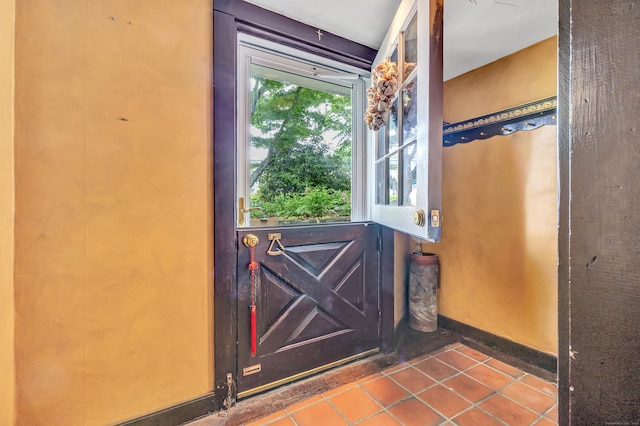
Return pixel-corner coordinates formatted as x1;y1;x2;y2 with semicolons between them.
323;396;352;425
418;363;533;426
516;372;559;394
494;388;554;419
542;403;558;416
289;413;299;426
385;354;511;426
382;367;439;395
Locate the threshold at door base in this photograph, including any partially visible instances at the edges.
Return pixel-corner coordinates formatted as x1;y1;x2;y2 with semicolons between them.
237;348;379;399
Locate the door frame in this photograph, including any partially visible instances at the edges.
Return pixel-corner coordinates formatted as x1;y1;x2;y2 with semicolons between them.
213;1;640;424
213;0;387;410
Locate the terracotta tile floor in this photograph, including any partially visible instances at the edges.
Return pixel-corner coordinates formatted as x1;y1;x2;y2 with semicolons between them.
237;343;557;426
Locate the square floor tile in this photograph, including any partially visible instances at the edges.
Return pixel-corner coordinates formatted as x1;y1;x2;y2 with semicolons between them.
455;345;491;362
417;384;472;418
361;376;410;407
389;366;437;393
387;397;445;426
245;410;288;426
357;412;402;426
406;352;433;364
356;372;383;385
535;416;558;426
285;395;322;413
520;374;558;397
435;350;479;371
443;374;494;403
479;394;539;425
545;404;558;421
429;344;460;356
329;387;382;423
291;400;347;426
452;407;504;426
383;361;412;374
268;418;296;426
502;381;556;414
465;364;514;390
485;357;525;378
322;382;356;398
414;357;459;381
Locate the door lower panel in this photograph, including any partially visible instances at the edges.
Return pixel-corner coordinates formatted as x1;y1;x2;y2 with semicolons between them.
237;224;380;396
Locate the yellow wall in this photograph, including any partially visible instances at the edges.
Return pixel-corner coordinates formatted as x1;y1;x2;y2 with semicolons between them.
423;37;558;354
1;0;16;424
13;1;213;424
7;2;555;421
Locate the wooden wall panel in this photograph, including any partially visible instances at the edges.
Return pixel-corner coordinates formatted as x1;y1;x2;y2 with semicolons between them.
559;1;640;424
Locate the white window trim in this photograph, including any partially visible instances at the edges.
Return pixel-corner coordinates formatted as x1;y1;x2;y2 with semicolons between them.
237;33;371;226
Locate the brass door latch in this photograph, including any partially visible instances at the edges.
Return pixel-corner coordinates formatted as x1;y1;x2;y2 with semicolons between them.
413;209;440;228
238;197;264;227
430;209;440;228
266;233;285;256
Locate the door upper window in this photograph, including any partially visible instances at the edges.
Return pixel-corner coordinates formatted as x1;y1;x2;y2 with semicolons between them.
237;37;367;227
369;0;443;241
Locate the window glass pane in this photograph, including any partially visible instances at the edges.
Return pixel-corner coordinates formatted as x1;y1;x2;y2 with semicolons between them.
404;14;418;79
376;125;388;159
401;143;417;206
376;160;386;205
247;63;353;226
388;153;399;206
390;46;398;65
402;77;418;142
388;97;399;149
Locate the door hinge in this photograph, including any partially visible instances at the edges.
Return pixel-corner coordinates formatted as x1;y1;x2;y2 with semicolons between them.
219;372;236;416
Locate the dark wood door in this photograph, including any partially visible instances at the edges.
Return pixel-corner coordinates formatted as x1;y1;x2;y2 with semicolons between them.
236;223;380;397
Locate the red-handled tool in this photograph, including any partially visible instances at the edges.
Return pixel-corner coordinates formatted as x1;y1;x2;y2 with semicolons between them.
243;234;260;357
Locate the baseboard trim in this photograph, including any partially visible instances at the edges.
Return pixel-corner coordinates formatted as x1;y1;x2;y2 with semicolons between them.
115;317;557;425
116;392;216;426
438;315;557;374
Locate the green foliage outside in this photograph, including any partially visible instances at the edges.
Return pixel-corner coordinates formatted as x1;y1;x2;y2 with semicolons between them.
251;188;351;222
249;72;352;222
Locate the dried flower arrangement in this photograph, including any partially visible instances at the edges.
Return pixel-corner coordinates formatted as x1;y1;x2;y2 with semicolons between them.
364;60;399;131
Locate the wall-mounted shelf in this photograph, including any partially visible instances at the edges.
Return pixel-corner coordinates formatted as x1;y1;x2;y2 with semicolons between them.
443;96;557;147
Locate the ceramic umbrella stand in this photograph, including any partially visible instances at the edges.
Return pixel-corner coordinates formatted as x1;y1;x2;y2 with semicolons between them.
408;252;439;332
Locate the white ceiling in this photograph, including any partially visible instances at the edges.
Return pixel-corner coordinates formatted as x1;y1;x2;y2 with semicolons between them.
243;0;558;80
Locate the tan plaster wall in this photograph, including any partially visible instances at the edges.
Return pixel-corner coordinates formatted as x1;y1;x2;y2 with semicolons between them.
13;1;213;424
0;0;16;424
423;37;558;354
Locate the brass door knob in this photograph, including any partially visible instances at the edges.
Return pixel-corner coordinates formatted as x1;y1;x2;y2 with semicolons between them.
413;209;426;227
243;234;259;248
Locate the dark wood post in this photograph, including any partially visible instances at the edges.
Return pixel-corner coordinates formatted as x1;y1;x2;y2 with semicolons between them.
558;1;640;424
